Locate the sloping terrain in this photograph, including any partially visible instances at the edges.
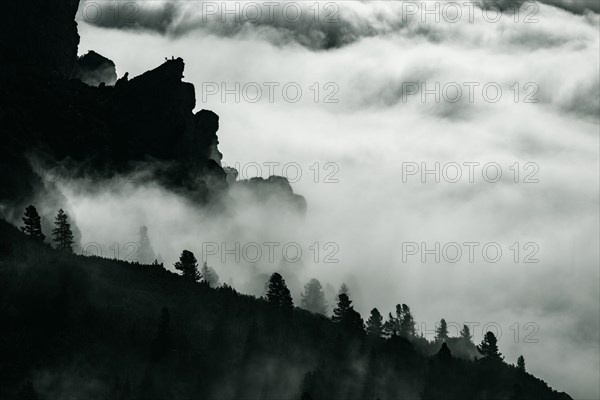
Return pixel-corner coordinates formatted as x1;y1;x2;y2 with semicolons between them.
0;221;572;400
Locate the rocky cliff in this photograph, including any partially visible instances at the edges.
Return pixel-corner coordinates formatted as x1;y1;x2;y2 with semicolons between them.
0;0;305;231
75;50;117;86
1;0;81;81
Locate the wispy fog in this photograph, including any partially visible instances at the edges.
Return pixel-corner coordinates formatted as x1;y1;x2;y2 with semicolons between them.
70;1;600;398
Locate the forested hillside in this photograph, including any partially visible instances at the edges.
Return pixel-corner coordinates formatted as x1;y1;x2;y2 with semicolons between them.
0;220;572;400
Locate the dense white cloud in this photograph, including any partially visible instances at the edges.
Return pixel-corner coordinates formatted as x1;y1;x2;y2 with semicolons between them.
75;1;599;398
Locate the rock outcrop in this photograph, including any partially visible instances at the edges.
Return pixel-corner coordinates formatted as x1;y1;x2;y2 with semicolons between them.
236;177;307;213
0;0;306;223
75;50;117;86
1;0;80;81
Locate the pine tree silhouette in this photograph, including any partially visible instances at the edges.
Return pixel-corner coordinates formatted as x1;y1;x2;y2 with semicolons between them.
266;273;293;310
366;308;384;337
383;312;398;337
138;225;156;264
52;209;73;253
399;304;416;337
332;293;364;333
460;324;472;342
332;293;352;323
435;318;449;342
478;331;503;361
174;250;200;282
21;205;45;242
517;355;526;372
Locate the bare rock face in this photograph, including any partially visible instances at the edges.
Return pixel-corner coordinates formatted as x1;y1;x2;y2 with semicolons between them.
0;0;306;217
1;0;81;81
75;51;117;86
109;58;198;162
193;109;223;166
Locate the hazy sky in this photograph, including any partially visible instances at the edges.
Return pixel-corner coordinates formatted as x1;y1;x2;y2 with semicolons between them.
71;1;599;398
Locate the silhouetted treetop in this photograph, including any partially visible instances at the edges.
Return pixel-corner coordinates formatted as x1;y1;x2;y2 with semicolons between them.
52;209;73;253
435;318;449;342
332;293;364;333
266;273;293;310
174;250;200;282
383;312;398;337
138;225;156;264
21;205;45;242
398;304;416;337
478;331;503;361
0;220;575;400
332;293;352;323
366;308;384;337
517;355;526;372
460;324;472;343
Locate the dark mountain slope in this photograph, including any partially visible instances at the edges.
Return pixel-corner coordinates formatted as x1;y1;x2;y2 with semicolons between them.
0;220;572;400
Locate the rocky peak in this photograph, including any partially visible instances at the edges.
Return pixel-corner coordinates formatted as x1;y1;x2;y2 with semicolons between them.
75;50;117;86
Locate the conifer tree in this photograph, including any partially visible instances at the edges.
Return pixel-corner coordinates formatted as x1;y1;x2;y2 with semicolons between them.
300;278;327;315
332;293;352;323
383;312;398;337
399;304;416;337
366;308;384;337
339;283;349;296
200;262;219;287
435;318;449;342
266;273;293;310
332;293;364;333
395;303;403;323
52;209;73;253
21;205;45;242
517;355;526;372
138;225;156;264
460;324;472;342
174;250;200;282
478;331;503;361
